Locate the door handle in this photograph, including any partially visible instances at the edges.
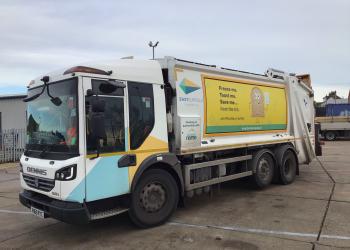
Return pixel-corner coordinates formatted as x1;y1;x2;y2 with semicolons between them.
118;154;137;168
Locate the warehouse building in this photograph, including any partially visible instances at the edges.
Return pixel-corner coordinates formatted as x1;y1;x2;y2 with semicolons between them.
0;94;27;163
0;94;26;132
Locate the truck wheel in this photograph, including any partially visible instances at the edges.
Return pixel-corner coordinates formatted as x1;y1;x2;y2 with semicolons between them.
325;131;336;141
278;150;297;185
129;169;179;228
250;150;275;189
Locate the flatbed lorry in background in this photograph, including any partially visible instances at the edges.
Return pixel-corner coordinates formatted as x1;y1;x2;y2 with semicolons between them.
315;104;350;141
19;57;319;227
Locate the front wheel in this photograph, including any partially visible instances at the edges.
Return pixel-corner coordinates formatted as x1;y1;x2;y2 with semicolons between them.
129;169;179;228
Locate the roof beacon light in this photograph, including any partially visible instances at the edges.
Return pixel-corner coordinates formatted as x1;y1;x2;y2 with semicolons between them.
63;66;112;75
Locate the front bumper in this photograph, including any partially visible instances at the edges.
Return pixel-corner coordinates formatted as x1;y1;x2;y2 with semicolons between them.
19;190;89;224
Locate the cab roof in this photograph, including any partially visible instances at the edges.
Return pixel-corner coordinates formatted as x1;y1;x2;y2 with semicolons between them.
29;59;164;88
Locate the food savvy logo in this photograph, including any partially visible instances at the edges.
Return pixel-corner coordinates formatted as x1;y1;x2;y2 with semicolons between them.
179;79;200;94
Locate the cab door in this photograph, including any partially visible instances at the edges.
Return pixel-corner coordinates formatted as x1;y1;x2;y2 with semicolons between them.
84;77;131;202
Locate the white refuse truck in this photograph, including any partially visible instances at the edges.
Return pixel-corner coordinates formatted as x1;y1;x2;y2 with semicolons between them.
19;57;319;227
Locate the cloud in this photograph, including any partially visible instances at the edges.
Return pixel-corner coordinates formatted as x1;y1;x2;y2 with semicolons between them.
0;0;349;101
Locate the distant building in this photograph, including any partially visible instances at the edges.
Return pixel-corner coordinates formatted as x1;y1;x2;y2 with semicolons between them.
319;90;350;107
0;94;27;132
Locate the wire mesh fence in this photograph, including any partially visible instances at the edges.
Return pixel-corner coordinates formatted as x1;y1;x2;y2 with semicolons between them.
0;129;26;163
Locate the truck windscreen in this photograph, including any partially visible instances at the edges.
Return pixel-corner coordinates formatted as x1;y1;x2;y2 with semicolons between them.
26;78;78;156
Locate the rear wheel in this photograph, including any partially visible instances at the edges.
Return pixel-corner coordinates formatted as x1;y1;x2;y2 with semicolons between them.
325;131;337;141
279;150;297;185
129;169;179;228
250;150;275;189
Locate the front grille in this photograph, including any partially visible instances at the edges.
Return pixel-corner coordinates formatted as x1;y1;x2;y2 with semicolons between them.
22;174;55;192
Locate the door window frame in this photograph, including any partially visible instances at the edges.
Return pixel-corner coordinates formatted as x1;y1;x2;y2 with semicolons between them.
83;77;129;156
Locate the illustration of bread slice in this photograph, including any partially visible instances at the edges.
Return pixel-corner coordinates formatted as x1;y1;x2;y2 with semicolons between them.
251;87;265;117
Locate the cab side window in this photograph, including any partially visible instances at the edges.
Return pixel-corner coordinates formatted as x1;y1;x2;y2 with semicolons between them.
86;80;125;153
128;82;155;149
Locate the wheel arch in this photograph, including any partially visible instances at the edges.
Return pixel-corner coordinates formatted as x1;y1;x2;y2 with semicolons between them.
130;153;184;197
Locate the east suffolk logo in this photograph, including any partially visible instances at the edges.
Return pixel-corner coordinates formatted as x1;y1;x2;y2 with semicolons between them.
179;78;200;94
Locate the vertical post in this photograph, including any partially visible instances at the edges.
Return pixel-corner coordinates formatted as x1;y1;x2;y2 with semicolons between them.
12;129;15;162
0;130;2;163
148;41;159;60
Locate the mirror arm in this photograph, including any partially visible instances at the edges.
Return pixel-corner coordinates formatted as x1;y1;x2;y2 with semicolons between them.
23;85;46;102
45;83;55;99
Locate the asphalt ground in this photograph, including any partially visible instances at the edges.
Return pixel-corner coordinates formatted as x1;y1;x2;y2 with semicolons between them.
0;141;349;249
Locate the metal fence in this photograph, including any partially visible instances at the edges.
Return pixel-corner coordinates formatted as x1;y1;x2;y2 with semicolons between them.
0;129;26;163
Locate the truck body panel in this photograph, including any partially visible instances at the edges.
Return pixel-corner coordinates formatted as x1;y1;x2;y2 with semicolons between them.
158;57;315;164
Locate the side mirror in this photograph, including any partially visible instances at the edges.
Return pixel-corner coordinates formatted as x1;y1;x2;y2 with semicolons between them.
108;80;126;88
99;80;126;94
50;97;62;106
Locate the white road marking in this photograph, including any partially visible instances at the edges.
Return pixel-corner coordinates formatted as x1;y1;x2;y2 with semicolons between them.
169;221;317;238
1;209;349;241
169;221;350;241
322;235;350;240
0;209;31;214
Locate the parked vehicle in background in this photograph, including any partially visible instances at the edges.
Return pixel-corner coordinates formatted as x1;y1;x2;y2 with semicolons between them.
316;104;350;141
19;57;319;227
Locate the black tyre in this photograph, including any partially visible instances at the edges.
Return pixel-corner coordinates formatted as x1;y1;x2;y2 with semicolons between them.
250;150;275;189
278;150;297;185
129;169;179;228
325;131;336;141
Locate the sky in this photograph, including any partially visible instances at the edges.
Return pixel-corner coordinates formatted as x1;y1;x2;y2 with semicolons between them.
0;0;349;101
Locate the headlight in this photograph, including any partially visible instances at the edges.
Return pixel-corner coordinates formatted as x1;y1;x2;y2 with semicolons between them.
55;165;77;181
19;163;23;173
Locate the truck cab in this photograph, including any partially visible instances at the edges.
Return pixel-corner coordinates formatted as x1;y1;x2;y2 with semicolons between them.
20;59;172;224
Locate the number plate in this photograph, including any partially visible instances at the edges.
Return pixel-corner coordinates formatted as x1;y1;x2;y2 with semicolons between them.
31;207;45;219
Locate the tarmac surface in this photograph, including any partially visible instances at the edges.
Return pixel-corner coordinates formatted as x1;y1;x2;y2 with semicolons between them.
0;141;349;249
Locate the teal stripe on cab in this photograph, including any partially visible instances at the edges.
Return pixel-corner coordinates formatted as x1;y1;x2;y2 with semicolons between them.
86;155;129;202
66;155;130;203
66;178;85;203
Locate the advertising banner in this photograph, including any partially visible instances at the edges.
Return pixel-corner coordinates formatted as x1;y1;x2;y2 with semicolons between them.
203;77;287;134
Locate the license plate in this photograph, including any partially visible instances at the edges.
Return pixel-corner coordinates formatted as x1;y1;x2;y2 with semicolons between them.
31;207;45;219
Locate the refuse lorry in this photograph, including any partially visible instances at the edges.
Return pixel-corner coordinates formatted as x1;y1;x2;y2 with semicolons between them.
315;104;350;140
19;56;319;227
